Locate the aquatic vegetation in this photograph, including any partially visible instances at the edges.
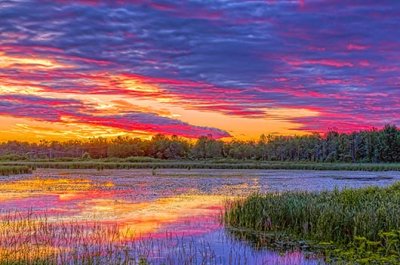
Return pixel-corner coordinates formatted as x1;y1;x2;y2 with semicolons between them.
325;232;400;264
2;160;400;171
0;166;31;176
0;211;317;265
1;168;397;264
0;169;339;264
225;183;400;263
0;212;152;264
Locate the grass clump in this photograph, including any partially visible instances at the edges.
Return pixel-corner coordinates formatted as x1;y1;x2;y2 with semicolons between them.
225;183;400;264
0;166;32;176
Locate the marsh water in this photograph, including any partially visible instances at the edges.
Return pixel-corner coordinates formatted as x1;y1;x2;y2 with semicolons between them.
1;168;399;264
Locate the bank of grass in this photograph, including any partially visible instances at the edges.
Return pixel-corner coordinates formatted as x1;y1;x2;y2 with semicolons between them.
1;158;400;171
224;183;400;264
0;166;32;176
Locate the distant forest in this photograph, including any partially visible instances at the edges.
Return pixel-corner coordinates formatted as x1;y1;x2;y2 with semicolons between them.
1;125;400;163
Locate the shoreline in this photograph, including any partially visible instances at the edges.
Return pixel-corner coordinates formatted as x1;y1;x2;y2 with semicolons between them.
1;160;400;172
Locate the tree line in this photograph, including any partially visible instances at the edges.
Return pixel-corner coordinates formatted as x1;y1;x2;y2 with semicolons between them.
1;125;399;162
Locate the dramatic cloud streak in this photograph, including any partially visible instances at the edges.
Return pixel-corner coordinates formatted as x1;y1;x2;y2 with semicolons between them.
0;95;230;138
0;0;399;139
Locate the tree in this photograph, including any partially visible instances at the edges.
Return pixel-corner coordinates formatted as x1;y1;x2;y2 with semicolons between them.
192;136;223;159
381;125;400;162
1;124;399;163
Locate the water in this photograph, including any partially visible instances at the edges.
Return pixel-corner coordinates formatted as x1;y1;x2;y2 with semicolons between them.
0;168;399;264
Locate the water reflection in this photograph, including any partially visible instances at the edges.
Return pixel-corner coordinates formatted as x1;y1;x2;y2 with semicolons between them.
0;176;226;238
1;168;397;264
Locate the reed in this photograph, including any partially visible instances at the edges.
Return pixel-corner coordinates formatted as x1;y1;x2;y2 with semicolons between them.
0;211;277;265
224;182;400;263
2;160;400;171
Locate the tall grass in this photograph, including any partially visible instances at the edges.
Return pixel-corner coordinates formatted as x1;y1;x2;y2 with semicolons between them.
224;183;400;263
0;166;32;176
2;160;400;171
0;211;287;265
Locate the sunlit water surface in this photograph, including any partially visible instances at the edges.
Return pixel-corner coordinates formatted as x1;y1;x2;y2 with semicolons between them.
1;168;399;264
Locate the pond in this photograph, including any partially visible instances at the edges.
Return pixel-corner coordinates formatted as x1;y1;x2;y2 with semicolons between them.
0;168;399;264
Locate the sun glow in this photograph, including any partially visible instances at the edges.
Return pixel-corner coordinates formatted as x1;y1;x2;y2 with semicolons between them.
0;84;43;94
112;75;161;93
0;52;69;69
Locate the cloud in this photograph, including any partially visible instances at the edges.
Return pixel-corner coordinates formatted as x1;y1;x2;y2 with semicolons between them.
0;0;399;135
0;95;230;138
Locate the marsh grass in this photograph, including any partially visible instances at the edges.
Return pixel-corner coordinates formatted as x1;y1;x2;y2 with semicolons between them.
224;183;400;264
0;211;288;265
0;166;32;176
2;160;400;171
0;211;195;264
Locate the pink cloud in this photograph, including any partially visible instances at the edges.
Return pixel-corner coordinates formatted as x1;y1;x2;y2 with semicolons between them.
0;95;230;138
346;43;368;51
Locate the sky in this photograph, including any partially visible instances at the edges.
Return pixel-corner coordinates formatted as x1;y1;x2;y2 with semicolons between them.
0;0;399;142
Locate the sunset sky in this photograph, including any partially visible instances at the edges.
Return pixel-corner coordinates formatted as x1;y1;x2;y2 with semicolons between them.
0;0;399;142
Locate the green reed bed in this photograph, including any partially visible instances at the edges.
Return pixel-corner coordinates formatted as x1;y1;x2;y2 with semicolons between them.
225;183;400;264
2;160;400;171
0;166;32;176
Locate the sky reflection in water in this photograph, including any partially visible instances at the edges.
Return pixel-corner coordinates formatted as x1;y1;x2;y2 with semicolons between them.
2;169;398;264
